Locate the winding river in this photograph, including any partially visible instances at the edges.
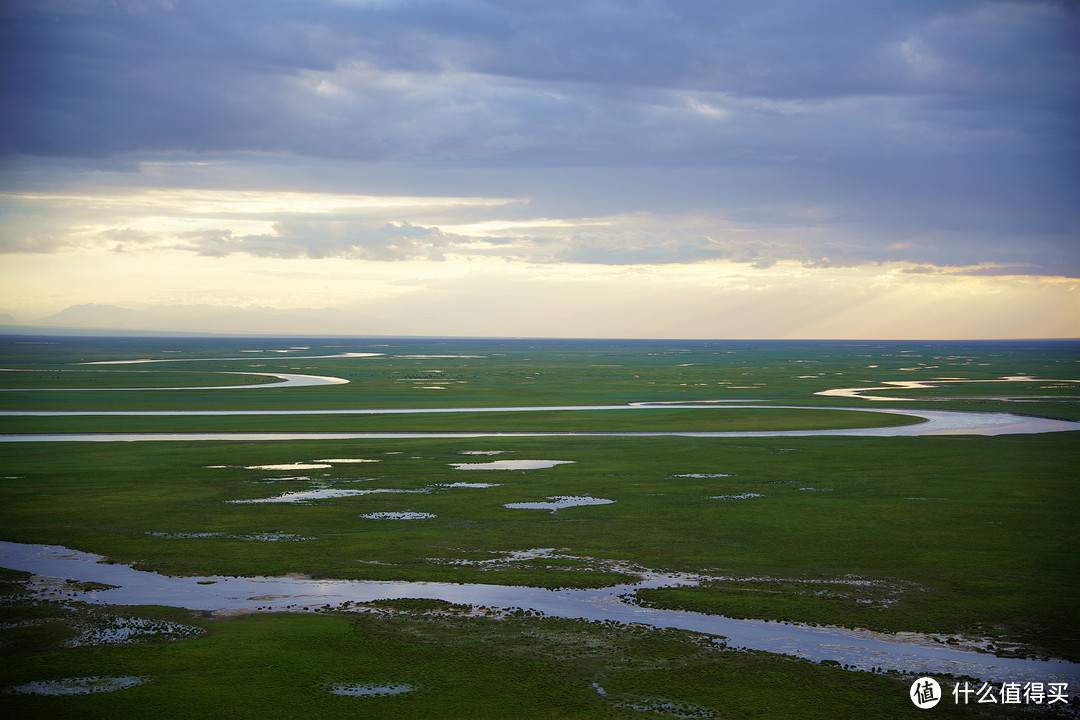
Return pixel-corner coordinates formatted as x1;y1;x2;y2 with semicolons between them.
2;541;1077;688
0;371;349;391
0;352;380;391
3;360;1078;688
1;403;1078;441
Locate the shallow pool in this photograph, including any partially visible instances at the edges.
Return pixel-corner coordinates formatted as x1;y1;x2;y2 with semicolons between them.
450;460;576;470
4;676;147;696
503;496;616;513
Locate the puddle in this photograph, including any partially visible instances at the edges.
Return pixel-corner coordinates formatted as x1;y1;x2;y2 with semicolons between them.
710;493;764;500
2;541;1078;688
458;451;507;455
450;460;575;470
797;487;834;492
228;487;428;504
503;496;616;513
68;615;203;647
148;531;313;541
243;463;333;470
360;512;436;520
672;474;733;478
4;676;148;696
313;458;380;464
593;681;717;717
437;482;501;489
328;683;417;697
436;548;569;567
631;701;716;719
625;697;717;719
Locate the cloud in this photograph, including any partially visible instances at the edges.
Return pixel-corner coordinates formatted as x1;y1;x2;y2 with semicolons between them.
2;1;1075;163
1;1;1077;289
0;186;520;254
182;221;458;261
2;182;1077;277
0;186;887;268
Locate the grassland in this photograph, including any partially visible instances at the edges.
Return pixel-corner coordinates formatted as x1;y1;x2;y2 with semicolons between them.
0;578;992;719
0;369;273;389
0;406;921;434
1;335;1077;717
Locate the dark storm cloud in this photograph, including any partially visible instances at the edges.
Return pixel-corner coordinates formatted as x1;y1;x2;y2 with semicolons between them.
3;0;1075;161
1;0;1077;274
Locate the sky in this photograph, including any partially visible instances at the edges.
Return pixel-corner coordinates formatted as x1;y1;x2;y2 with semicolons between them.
1;0;1078;339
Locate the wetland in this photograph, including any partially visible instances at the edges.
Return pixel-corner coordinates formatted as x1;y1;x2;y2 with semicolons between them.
1;336;1077;718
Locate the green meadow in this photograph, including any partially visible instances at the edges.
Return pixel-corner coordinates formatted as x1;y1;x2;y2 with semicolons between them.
1;336;1077;718
0;406;920;434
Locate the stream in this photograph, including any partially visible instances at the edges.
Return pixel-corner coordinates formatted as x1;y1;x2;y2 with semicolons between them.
2;541;1077;689
2;403;1079;441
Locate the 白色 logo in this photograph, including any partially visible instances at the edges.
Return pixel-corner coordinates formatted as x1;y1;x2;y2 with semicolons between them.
910;677;942;709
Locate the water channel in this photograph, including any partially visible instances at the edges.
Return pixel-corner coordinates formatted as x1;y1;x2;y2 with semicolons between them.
3;363;1077;689
2;541;1077;689
0;371;349;392
2;403;1078;441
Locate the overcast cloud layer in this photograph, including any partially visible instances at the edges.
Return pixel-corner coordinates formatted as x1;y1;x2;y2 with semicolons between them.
0;1;1077;336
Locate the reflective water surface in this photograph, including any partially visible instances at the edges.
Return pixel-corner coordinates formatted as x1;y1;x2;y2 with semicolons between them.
328;683;416;697
359;512;436;520
3;404;1078;441
817;376;1080;402
0;371;350;392
2;541;1077;688
3;676;148;696
450;459;576;470
503;496;616;512
228;487;428;504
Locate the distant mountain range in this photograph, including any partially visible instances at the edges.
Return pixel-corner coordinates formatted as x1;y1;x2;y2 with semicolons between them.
0;303;378;336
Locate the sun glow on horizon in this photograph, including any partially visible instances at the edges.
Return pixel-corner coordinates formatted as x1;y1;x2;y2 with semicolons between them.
2;239;1076;339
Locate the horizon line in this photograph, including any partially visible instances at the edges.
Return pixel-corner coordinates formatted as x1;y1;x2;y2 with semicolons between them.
1;325;1078;344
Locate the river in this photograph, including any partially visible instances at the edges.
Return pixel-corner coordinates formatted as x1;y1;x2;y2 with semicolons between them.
1;541;1076;689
